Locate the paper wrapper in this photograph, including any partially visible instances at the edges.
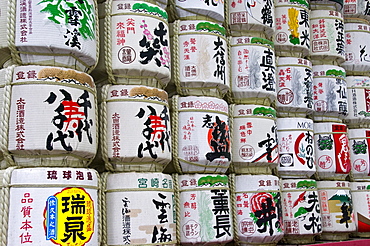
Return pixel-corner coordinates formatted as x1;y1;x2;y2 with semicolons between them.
281;179;322;244
276;57;313;117
167;0;224;23
348;129;370;181
317;181;355;240
276;118;316;178
171;20;229;99
173;96;231;174
310;10;345;64
104;172;176;245
233;174;284;245
228;0;275;39
101;84;171;172
0;1;12;67
231;105;278;175
5;65;97;168
10;0;98;72
107;1;171;89
4;167;99;246
314;122;351;180
312;64;348;122
342;23;370;74
350;182;370;237
344;76;370;128
274;1;310;57
178;174;233;245
229;37;276;106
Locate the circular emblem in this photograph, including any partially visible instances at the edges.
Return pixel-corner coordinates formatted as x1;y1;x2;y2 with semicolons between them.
118;46;136;64
239;218;256;235
353;159;367;172
314;100;327;112
276;32;288;44
277;88;294;105
318;155;333;169
239;144;255;160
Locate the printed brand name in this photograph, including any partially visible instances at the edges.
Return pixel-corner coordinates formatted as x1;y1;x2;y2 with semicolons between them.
297;121;312;129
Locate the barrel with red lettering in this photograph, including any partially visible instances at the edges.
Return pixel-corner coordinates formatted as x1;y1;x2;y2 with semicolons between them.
312;64;348;122
104;172;176;245
233;174;283;245
277;118;316;178
276;57;313;117
178;174;233;245
344;0;370;20
342;22;370;75
173;95;231;174
107;1;171;89
3;167;99;245
310;10;345;65
231;104;278;174
314;122;351;180
274;0;310;57
228;0;275;39
229;36;276;105
317;181;355;240
101;84;171;172
281;179;322;244
350;182;370;237
344;76;370;128
171;20;229;99
348;129;370;181
5;65;97;168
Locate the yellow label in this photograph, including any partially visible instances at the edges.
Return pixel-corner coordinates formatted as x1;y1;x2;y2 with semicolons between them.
44;187;94;246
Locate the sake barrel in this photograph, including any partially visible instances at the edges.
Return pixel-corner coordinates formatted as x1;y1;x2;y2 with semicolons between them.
342;22;370;74
274;0;310;57
344;0;370;20
172;20;229;99
5;65;97;168
310;0;343;11
231;104;278;175
168;0;224;23
344;76;370;128
233;174;284;245
276;118;316;178
276;57;314;117
350;182;370;237
172;95;231;174
314;122;351;180
107;1;171;89
281;179;322;244
178;174;233;244
317;181;355;240
3;0;97;72
4;167;99;245
310;10;345;64
312;64;348;122
348;129;370;181
104;172;176;245
101;84;171;172
228;0;275;39
229;36;276;105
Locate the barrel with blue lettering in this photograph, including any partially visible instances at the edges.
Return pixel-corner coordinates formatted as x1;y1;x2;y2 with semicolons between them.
3;167;99;245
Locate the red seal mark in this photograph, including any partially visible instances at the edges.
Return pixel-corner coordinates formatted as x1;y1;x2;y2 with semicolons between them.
318;155;333;169
276;32;288;44
314;100;327;112
239;218;256;235
353;159;367;172
277;88;294;105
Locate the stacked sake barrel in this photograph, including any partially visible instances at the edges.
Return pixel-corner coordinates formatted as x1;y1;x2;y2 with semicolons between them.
90;0;178;245
0;0;101;245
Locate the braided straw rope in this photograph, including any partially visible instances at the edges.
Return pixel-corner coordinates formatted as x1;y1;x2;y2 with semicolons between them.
171;95;182;174
229;104;235;174
173;173;181;244
229;173;240;245
0;167;16;246
100;172;108;246
105;0;116;85
100;85;113;171
0;66;15;168
7;0;21;65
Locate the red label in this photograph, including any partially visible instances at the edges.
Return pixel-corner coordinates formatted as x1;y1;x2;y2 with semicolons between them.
333;125;351;174
365;89;370;112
